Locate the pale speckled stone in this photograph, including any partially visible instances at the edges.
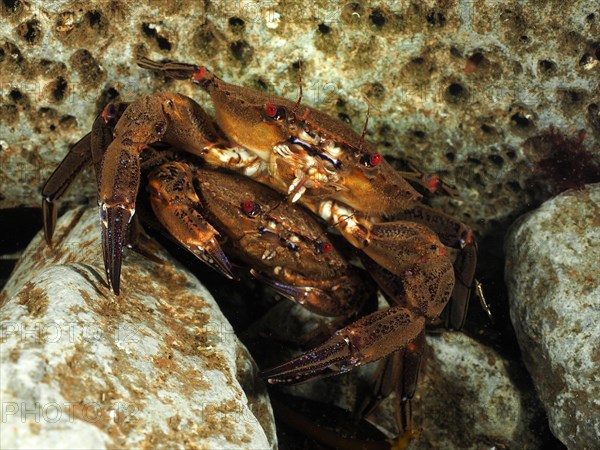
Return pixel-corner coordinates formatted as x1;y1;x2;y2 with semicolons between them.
0;207;276;449
505;183;600;449
408;333;543;449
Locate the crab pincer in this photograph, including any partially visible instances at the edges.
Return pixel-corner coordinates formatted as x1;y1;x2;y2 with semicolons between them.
147;162;234;279
261;258;454;384
97;93;230;293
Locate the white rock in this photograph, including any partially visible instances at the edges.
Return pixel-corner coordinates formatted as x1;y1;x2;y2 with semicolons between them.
409;333;543;449
0;207;276;449
505;183;600;449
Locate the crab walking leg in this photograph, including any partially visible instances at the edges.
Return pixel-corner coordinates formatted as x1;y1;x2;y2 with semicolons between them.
41;133;92;245
446;243;477;329
387;203;473;249
358;332;426;435
42;102;131;246
398;171;459;197
146;162;233;278
261;259;454;383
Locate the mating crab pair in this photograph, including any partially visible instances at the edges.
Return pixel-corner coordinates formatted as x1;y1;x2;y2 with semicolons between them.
42;57;481;435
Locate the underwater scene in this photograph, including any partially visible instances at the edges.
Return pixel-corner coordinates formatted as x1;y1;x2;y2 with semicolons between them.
1;1;599;449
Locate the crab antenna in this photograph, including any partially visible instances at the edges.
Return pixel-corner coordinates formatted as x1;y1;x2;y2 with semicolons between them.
358;100;371;151
264;199;283;215
294;60;303;113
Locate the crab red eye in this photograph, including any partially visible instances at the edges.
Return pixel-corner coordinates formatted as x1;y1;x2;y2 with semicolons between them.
241;200;261;217
319;242;333;253
101;104;117;124
460;230;474;247
101;105;110;122
265;104;278;117
361;153;383;167
242;200;255;213
369;153;382;165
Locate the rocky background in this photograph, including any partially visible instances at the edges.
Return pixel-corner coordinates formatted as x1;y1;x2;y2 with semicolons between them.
1;0;599;448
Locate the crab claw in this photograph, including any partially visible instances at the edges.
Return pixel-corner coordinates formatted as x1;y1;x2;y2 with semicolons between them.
250;268;351;317
100;203;134;295
260;306;425;384
148;162;234;280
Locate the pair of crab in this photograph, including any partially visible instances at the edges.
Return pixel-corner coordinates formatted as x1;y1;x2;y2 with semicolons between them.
42;57;480;437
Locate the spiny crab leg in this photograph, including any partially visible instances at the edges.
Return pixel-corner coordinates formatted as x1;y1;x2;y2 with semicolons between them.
147;162;233;279
261;260;454;383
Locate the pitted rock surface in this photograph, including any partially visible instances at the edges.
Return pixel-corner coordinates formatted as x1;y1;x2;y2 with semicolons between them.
1;0;599;242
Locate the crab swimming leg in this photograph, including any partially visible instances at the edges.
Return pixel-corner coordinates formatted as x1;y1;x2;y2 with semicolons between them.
356;256;428;434
146;161;233;279
260;256;454;384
